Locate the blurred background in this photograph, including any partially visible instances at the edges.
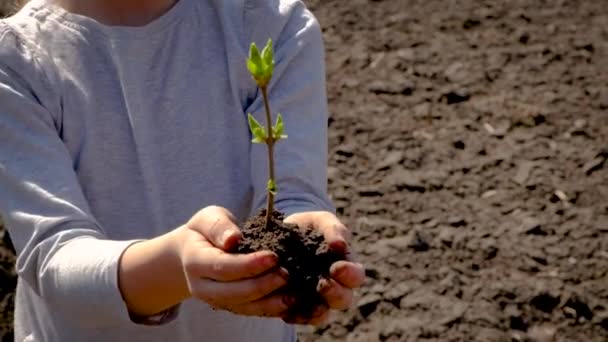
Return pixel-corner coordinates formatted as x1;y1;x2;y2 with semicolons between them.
1;0;607;341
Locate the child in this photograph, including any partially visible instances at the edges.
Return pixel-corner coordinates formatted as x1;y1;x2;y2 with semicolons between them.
0;0;365;341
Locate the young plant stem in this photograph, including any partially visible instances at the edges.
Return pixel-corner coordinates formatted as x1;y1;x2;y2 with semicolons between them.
261;85;275;227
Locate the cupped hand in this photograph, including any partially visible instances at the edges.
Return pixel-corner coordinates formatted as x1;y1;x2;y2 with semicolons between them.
179;206;292;317
283;211;366;325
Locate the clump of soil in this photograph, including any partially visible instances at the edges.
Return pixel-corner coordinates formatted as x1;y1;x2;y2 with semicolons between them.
236;209;343;318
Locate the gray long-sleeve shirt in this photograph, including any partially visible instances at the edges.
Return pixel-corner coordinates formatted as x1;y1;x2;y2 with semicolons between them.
0;0;333;340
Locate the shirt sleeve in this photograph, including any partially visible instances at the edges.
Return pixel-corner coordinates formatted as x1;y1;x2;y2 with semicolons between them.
0;27;173;328
244;1;335;217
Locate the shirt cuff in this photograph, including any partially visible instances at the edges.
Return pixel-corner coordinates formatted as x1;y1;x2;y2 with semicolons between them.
274;193;335;217
46;237;180;327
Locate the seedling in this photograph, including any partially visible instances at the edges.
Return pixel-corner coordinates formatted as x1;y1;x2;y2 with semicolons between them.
246;39;287;228
236;39;344;317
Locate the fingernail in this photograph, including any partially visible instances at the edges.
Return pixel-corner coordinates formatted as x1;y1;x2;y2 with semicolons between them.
317;278;330;293
262;253;278;267
221;230;234;245
278;267;290;282
330;239;349;254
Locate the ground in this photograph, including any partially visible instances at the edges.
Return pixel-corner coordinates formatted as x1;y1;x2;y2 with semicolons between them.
1;0;607;341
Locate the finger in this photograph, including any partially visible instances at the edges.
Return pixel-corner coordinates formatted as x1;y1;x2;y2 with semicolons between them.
200;206;242;250
330;261;366;289
187;249;279;282
194;268;288;305
318;278;353;311
224;294;292;317
285;212;351;254
283;304;331;325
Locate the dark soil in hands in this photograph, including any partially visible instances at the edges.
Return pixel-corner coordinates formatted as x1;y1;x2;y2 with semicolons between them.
236;210;343;318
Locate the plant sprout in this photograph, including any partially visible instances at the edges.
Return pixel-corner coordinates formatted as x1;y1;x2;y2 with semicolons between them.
246;39;288;228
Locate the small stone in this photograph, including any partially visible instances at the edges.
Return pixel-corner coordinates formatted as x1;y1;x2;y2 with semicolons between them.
554;190;568;202
484;120;511;137
444;62;468;83
563;306;577;318
396;48;415;61
483;122;497;135
327;166;339;180
481;190;497;198
377;151;403;170
526;325;557;342
513;161;536;185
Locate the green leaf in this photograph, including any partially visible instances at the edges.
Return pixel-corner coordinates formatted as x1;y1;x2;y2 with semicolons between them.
262;39;274;67
247;43;264;78
272;113;287;140
261;39;274;79
246;59;260;78
248;113;267;143
267;179;277;195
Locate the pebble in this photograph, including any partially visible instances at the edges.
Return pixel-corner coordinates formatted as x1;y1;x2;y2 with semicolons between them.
513;161;536;185
387;169;426;193
526;325;557;342
376;151;403;170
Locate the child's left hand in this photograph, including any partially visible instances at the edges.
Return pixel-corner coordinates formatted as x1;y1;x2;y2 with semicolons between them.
283;211;366;325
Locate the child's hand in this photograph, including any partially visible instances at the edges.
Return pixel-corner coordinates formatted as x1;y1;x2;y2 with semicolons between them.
283;212;366;325
179;206;291;317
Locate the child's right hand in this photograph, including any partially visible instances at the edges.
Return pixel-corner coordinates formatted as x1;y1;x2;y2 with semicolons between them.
178;206;293;317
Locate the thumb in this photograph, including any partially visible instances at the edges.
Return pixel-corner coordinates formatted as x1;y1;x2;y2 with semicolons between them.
195;206;242;251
